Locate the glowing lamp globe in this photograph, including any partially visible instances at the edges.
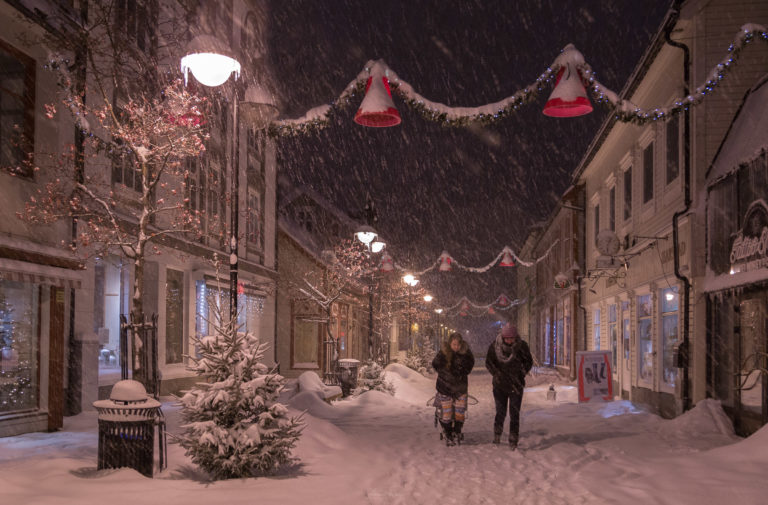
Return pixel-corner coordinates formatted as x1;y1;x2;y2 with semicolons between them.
181;35;241;88
423;294;433;302
355;225;377;245
371;239;386;253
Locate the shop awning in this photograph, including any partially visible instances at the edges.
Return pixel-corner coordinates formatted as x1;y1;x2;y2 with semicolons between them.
708;74;768;184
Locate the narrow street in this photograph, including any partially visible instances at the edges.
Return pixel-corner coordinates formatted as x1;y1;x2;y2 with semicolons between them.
1;364;765;505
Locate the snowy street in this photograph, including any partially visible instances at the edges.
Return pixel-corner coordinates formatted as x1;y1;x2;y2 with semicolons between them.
1;363;767;505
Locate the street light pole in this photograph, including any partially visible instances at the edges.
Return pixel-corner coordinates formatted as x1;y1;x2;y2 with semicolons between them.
229;90;240;324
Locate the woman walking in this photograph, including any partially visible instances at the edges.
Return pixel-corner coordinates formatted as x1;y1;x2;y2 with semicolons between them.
432;332;475;446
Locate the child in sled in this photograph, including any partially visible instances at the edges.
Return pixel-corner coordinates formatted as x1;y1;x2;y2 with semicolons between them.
431;332;475;446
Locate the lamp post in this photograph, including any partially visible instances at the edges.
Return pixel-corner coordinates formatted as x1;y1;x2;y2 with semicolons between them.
434;307;443;347
355;224;384;363
402;274;419;350
181;36;278;324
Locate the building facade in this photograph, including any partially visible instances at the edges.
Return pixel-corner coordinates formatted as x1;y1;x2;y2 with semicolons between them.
276;179;372;382
572;0;768;421
0;0;279;437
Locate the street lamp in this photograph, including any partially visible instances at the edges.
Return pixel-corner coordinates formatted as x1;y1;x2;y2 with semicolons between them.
402;274;419;350
355;229;385;363
182;35;278;323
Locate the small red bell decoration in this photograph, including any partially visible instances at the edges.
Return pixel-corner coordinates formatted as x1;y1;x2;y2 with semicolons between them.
380;252;394;273
438;251;453;272
497;294;510;307
354;62;401;127
543;44;593;118
487;307;496;315
499;247;516;267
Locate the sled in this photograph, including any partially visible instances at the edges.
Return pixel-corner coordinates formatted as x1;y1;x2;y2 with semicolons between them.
426;394;479;444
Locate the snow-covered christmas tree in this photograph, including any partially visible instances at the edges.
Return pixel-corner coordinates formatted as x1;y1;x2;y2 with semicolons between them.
402;333;436;376
176;305;302;479
353;361;395;396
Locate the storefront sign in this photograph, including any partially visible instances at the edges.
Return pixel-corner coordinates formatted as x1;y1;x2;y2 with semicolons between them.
730;200;768;272
576;350;613;402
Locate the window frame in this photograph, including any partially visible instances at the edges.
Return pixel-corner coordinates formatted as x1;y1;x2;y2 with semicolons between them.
0;39;36;178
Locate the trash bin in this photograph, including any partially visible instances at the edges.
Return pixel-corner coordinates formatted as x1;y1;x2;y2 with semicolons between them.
93;380;166;477
337;359;361;396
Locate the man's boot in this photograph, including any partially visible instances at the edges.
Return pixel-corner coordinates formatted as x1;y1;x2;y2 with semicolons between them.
509;434;518;450
493;425;502;444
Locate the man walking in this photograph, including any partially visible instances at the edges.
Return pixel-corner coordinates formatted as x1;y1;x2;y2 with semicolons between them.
485;323;533;448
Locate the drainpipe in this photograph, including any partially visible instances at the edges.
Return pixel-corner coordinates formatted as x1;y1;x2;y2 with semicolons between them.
666;1;692;411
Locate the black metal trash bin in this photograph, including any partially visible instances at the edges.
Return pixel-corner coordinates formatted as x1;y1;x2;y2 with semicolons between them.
337;359;361;396
93;380;166;477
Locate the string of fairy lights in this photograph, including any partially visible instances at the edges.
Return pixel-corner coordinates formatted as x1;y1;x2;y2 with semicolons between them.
269;24;768;136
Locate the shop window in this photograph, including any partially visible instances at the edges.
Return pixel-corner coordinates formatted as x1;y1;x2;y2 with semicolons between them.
643;142;654;204
0;280;40;414
165;269;184;364
593;308;601;350
195;280;264;341
544;311;551;364
0;40;35;177
556;303;564;366
637;294;653;382
564;299;571;366
621;301;630;361
95;257;129;378
338;304;349;355
738;298;765;414
608;304;617;371
660;287;679;388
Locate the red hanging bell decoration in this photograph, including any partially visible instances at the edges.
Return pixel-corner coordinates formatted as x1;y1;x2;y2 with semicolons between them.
380;251;394;273
499;247;516;267
488;306;495;315
438;251;453;272
497;294;510;307
543;45;593;118
354;63;401;127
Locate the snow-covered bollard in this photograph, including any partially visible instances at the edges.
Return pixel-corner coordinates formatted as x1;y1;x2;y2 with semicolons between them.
93;380;165;478
546;384;557;402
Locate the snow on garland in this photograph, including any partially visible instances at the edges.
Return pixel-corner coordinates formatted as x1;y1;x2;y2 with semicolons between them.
387;240;559;277
175;311;303;479
443;294;526;316
268;24;768;135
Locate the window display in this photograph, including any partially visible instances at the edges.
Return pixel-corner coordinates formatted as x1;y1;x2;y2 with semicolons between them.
0;280;39;414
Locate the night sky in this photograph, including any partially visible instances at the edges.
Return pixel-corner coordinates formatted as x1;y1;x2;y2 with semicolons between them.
265;0;671;335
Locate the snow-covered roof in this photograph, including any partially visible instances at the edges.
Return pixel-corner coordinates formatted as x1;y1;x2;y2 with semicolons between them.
707;73;768;183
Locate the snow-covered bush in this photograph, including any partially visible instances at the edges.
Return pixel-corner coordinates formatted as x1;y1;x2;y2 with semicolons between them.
176;316;303;479
353;361;395;396
402;335;436;376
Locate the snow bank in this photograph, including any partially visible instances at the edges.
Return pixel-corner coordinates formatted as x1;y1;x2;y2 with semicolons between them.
288;391;338;418
297;372;341;396
385;363;435;405
657;398;735;437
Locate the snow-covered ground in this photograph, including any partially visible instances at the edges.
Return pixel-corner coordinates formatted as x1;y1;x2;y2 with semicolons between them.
1;364;766;505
